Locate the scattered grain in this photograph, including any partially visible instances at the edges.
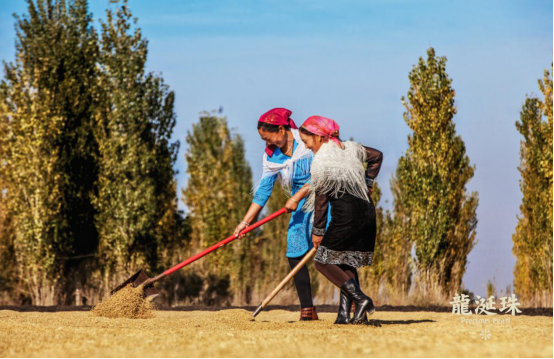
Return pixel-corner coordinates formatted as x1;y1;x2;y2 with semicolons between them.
0;309;551;357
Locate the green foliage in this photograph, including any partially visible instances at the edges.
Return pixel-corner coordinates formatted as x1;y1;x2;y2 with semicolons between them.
0;0;182;305
0;0;99;305
93;1;180;290
181;113;253;304
512;66;553;306
359;181;412;304
250;181;294;302
392;48;478;299
0;174;17;301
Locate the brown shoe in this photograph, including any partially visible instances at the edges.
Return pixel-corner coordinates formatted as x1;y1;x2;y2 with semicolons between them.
300;306;319;321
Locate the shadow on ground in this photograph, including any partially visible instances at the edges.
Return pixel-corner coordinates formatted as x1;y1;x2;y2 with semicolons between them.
367;318;436;327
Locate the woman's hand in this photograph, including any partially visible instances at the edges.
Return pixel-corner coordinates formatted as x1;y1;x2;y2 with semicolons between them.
234;222;249;239
312;234;323;249
285;198;299;213
235;203;263;239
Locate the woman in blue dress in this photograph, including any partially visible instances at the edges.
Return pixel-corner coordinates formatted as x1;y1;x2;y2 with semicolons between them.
233;107;319;321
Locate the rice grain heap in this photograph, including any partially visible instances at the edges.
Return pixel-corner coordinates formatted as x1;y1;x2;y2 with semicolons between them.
92;285;154;319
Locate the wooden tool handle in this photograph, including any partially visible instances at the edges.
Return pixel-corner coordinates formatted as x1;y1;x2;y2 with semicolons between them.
261;247;317;308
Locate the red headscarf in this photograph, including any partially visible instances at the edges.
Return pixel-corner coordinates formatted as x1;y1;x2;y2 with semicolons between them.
258;108;298;156
301;116;341;146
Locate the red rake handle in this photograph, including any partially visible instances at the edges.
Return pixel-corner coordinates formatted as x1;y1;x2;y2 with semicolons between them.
163;207;287;277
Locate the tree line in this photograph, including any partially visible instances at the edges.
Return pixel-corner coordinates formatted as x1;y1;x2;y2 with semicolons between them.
0;0;182;305
0;0;551;307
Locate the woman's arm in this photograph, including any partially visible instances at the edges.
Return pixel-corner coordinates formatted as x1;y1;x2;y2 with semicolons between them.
284;183;311;213
363;146;383;179
235;173;277;238
311;191;329;248
252;174;278;207
362;146;383;194
234;202;264;238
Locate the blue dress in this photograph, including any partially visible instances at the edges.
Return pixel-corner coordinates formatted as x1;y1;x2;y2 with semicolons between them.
253;140;329;258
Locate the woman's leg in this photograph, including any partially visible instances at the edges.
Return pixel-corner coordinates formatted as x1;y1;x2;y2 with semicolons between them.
330;264;357;325
338;265;366;321
315;261;374;323
339;264;359;282
314;262;350;287
288;254;318;321
288;255;314;309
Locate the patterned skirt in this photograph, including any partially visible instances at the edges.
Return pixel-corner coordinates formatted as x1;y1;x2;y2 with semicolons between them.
314;193;376;267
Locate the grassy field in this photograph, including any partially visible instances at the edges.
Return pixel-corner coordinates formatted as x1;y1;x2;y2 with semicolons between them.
0;308;552;357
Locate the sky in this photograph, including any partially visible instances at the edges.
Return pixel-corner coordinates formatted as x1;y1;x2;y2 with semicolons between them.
0;0;552;298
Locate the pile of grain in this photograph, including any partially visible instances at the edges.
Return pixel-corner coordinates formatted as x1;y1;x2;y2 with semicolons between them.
92;285;154;319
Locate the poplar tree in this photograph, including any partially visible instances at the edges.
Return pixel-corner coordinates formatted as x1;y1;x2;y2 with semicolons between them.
513;67;553;306
93;1;179;290
392;48;478;299
385;176;414;301
182;113;253;304
358;182;411;303
0;0;181;304
228;134;259;303
250;181;293;303
0;0;99;304
0;112;13;299
0;176;16;300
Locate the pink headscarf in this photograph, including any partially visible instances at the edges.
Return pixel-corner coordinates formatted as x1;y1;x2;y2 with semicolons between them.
301;116;341;146
259;108;298;156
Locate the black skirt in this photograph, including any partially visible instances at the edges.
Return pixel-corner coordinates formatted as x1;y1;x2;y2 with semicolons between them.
314;193;376;267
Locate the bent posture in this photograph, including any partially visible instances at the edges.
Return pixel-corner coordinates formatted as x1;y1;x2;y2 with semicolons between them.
235;108;320;321
299;116;383;324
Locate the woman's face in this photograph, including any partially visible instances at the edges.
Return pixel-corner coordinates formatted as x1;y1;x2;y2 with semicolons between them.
299;131;323;153
258;127;287;148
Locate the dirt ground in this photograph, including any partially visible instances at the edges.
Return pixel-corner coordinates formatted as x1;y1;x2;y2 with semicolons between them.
0;307;552;357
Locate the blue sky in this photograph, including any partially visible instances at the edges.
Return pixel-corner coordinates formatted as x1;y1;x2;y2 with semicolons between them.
1;0;552;298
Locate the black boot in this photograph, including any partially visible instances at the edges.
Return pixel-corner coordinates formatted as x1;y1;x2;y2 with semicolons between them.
340;278;375;324
352;302;368;322
334;291;352;324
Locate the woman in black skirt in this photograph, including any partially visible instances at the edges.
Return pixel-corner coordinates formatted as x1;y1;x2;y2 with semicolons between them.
299;115;383;324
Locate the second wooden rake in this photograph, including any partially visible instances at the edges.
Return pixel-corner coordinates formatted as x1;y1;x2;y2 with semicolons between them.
252;246;317;317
